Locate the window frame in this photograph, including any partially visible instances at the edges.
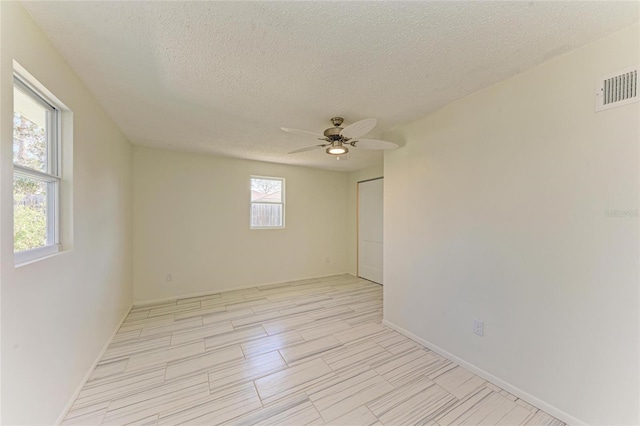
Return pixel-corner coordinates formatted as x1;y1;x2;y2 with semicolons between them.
13;74;62;265
250;175;286;230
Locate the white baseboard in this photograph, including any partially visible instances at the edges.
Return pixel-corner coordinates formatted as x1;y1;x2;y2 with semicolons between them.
55;305;133;425
134;272;352;306
381;319;587;426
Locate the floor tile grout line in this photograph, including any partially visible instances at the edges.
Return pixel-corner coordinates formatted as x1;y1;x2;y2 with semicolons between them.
251;380;265;408
239;343;249;360
364;404;384;424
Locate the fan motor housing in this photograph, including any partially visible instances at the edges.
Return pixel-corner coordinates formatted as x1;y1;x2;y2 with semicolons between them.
324;126;343;140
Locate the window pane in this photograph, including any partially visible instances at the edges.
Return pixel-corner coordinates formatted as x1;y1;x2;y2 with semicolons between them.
13;85;49;172
14;176;48;252
251;178;282;203
251;203;282;227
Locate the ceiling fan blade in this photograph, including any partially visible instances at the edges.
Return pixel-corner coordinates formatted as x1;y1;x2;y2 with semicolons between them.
352;138;399;150
281;127;324;138
340;118;377;139
288;144;326;154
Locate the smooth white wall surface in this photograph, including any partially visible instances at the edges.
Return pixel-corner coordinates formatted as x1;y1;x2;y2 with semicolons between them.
347;164;383;276
0;3;133;424
384;23;640;425
133;146;348;302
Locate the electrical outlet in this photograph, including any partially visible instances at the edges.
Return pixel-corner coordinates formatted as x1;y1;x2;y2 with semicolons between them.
473;319;484;336
325;257;331;264
166;274;173;282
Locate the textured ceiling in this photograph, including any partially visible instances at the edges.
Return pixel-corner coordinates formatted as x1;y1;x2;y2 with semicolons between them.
22;1;639;172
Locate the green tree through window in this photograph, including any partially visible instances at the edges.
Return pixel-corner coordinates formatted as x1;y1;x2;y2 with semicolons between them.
13;111;48;252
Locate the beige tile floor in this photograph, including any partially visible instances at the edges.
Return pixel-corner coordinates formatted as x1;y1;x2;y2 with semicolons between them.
62;274;565;426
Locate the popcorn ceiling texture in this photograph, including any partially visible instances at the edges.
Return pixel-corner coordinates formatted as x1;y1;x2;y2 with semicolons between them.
23;1;639;171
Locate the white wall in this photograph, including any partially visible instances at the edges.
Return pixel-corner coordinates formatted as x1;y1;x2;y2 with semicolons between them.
384;23;639;425
346;164;384;276
0;3;133;424
133;146;348;302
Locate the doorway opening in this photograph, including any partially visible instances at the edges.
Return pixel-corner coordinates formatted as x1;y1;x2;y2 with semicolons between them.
358;177;383;285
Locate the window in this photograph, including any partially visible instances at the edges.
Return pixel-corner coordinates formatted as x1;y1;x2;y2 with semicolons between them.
250;176;285;229
13;76;61;263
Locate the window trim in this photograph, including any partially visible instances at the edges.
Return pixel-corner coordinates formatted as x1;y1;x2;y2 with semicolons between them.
14;244;61;267
13;74;62;264
250;175;285;230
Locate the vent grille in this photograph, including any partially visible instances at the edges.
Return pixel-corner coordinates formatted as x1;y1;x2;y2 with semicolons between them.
596;66;639;112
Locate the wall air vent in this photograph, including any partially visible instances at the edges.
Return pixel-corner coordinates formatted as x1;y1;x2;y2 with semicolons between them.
595;66;638;112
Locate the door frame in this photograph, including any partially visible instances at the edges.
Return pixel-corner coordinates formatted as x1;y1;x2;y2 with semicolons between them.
357;176;383;280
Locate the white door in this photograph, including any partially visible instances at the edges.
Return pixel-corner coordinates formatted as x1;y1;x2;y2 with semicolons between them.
358;178;383;284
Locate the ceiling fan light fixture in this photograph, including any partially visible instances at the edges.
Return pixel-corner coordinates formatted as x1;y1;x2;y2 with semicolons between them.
284;117;398;159
327;143;348;155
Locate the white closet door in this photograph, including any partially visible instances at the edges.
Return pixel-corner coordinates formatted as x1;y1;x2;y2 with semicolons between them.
358;178;383;284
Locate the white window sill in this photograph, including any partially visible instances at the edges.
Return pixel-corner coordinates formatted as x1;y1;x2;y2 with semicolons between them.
15;244;61;267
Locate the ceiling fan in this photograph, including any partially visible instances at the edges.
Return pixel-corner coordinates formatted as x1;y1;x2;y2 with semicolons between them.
282;117;398;159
